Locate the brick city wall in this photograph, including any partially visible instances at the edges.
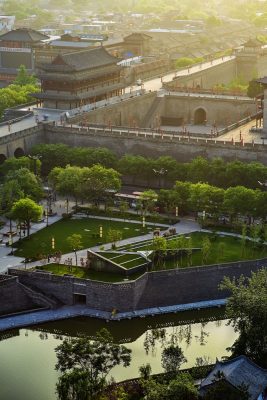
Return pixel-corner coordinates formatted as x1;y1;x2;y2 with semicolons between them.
0;276;38;315
7;258;267;313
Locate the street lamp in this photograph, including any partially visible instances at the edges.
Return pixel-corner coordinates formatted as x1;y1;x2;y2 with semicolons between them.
9;233;13;255
142;216;146;228
65;199;69;214
152;168;168;188
27;154;41;176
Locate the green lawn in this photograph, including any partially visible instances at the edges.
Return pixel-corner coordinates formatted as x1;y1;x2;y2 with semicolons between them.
119;232;267;269
35;264;142;282
13;218;151;259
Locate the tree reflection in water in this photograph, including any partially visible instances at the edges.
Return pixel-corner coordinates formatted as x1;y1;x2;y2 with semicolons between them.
143;322;210;355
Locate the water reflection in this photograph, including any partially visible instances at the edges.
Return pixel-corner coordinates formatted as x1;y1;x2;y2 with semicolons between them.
0;309;238;400
143;321;210;356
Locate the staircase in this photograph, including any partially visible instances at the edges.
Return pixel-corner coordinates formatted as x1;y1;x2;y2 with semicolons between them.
19;283;60;309
141;96;163;128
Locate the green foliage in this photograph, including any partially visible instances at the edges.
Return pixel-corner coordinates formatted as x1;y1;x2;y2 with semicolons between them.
139;190;158;216
201;236;211;265
203;378;250;400
31;144;117;175
66;234;83;251
161;345;187;375
247;80;263;98
0;83;39;119
167;373;198;399
0;167;43;216
11;197;42;236
139;363;152;380
48;164;121;206
55;328;131;400
30;146;267;193
205;15;221;27
220;269;267;367
106;229;122;246
175;57;204;68
13;65;37;86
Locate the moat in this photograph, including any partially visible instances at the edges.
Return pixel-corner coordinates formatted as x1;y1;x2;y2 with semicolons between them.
0;308;237;400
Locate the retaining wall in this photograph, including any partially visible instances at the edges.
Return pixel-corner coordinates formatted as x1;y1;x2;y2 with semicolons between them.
0;275;38;315
8;257;267;313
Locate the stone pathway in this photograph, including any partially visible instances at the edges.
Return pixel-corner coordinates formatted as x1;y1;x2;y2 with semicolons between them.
0;298;227;331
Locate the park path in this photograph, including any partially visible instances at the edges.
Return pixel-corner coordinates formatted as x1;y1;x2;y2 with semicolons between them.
0;200;200;273
58;217;199;265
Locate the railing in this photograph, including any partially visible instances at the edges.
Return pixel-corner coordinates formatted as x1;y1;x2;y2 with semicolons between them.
163;85;248;98
49;122;267;148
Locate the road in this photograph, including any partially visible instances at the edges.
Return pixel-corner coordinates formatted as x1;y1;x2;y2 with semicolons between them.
128;55;234;93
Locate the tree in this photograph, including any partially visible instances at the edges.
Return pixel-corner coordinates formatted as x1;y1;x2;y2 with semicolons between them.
167;373;198;400
4;168;43;202
66;234;83;266
0;83;39;118
139;190;158;216
11;198;42;236
151;236;167;269
0;156;41;176
82;165;121;207
161;345;187;375
247;79;263;99
0;180;24;214
223;186;256;223
139;363;152;380
55;328;131;400
13;65;37;86
158;189;177;218
201;236;211;265
220;269;267;367
54;166;83;207
106;229;122;249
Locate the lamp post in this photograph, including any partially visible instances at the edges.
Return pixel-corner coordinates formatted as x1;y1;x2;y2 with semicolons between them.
9;233;13;255
152;168;168;189
27;154;41;176
142;216;146;228
65;199;69;215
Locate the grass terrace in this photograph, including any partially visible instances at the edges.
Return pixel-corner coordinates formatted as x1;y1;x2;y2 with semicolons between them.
118;232;267;268
13;218;153;259
35;264;143;282
97;252;149;269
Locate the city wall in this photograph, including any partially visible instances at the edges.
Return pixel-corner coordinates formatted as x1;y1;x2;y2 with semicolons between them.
163;95;256;126
43;125;267;164
70;92;157;127
172;58;236;89
2;123;267;166
0;276;38;315
8;258;267;313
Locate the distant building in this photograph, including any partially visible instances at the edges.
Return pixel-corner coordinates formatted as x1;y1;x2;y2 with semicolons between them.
0;28;48;86
199;356;267;400
123;33;152;57
32;47;125;109
0;16;15;33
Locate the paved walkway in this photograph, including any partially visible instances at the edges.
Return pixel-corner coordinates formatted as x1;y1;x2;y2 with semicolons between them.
0;298;227;331
21;217;200;270
0;199;199;272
